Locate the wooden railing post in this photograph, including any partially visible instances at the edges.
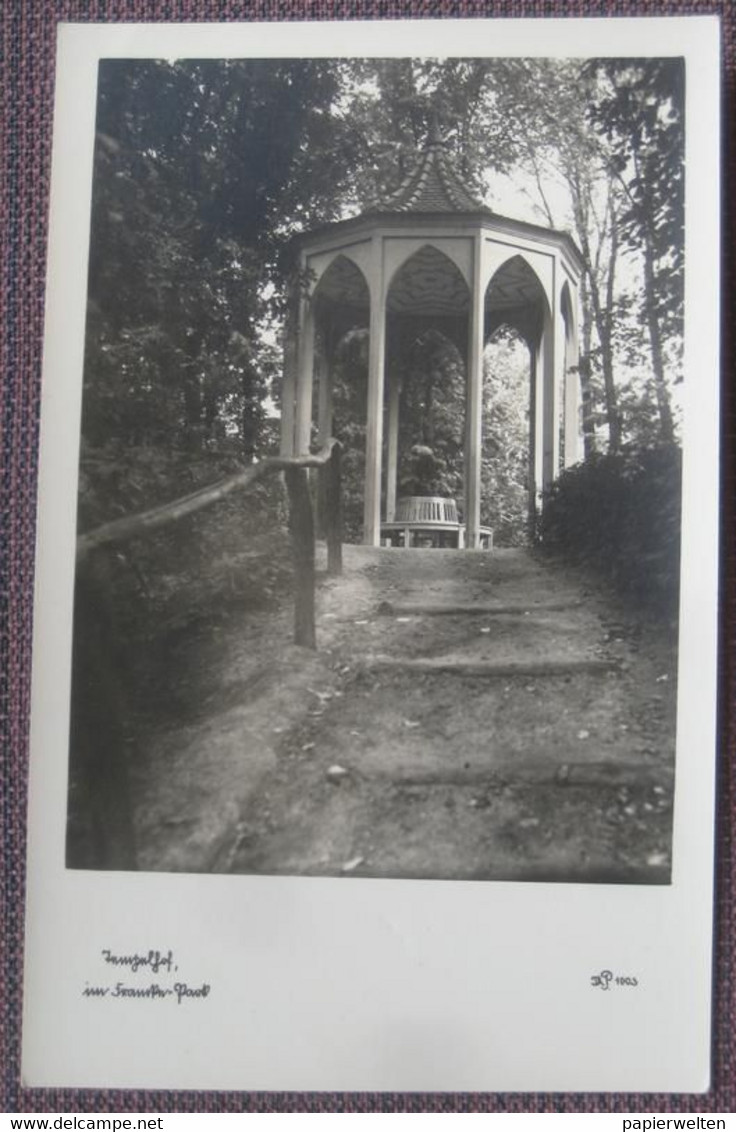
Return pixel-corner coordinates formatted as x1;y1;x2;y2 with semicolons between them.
316;458;327;542
284;464;317;649
325;441;343;577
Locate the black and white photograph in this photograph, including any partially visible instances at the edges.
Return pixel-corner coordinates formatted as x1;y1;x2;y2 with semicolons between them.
22;17;719;1093
68;50;685;884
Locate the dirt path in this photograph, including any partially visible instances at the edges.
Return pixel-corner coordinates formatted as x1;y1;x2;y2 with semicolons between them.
133;546;677;883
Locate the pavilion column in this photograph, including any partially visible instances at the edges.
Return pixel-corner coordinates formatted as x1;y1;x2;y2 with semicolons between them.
280;284;299;456
563;317;581;468
363;237;386;546
386;374;401;523
540;310;559;493
465;237;485;549
317;337;333;446
528;341;541;533
313;334;334;541
294;296;316;457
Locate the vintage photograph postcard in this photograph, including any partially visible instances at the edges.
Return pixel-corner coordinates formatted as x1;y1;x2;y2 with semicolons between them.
22;16;720;1091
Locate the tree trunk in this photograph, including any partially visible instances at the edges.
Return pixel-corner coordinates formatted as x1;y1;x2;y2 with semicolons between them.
578;278;597;458
571;171;621;453
642;235;676;444
582;251;621;453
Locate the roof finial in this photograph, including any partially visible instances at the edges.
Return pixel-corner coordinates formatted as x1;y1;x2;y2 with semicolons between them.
363;106;488;215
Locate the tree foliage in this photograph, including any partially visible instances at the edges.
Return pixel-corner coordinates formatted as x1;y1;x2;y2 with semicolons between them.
82;54;685;535
481;329;530;545
85;58;363;470
584;58;685;444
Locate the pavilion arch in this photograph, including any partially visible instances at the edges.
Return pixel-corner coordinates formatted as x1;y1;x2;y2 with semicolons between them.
482;255;560;505
484;255;550;349
385;245;471;336
312;254;371;380
289;255;371;457
384;246;469;434
311;254;371;368
282;125;584;546
380;250;470;523
386;243;472;311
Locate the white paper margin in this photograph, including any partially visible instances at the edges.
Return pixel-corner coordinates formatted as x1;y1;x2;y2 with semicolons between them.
21;16;721;1093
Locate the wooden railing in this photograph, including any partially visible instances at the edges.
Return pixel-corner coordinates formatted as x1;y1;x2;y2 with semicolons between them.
76;438;343;645
69;440;342;870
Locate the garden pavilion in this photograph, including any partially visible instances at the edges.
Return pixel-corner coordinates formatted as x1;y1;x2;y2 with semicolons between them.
279;124;585;548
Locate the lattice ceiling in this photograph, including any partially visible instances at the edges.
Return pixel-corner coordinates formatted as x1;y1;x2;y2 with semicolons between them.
387;245;469;317
314;249;546;322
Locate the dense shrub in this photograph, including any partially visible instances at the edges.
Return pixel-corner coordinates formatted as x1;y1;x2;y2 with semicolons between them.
538;444;682;613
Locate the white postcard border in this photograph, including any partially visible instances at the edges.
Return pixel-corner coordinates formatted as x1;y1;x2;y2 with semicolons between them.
22;16;721;1093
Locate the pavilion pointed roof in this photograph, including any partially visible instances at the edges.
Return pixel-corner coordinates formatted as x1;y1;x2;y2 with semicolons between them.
365;122;490;216
294;122;584;280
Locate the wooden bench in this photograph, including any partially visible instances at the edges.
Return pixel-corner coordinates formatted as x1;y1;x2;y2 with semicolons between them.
381;496;493;549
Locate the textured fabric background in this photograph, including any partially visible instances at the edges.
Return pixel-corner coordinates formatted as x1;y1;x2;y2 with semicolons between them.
1;0;733;1114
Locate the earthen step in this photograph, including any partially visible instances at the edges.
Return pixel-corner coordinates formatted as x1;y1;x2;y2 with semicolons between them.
377;600;582;617
332;761;674;788
362;656;622;678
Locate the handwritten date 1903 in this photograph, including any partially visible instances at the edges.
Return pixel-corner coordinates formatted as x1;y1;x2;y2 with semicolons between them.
590;970;639;990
